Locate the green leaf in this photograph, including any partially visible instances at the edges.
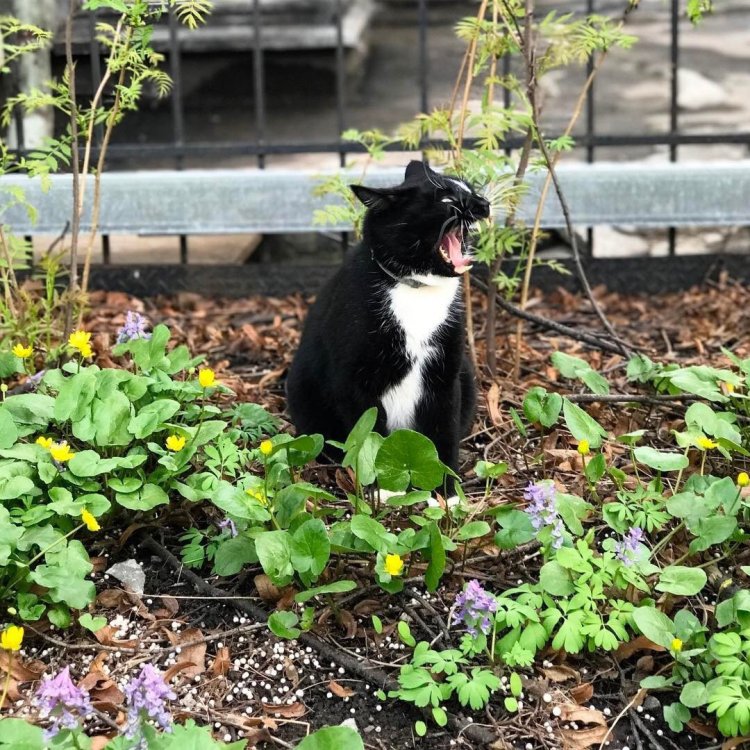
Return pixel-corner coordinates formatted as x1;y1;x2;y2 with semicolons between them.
425;522;446;592
213;536;258;576
295;726;364;750
294;580;357;604
128;399;180;439
2;394;54;436
0;718;44;750
539;561;575;596
398;621;416;647
79;613;107;633
54;369;97;422
267;611;301;640
0;408;18;450
688;516;737;554
350;515;393;555
656;566;707;596
474;460;508;479
455;521;491;542
523;387;563;428
432;706;448;727
414;721;427;737
290;519;330;577
375;429;446;491
632;607;674;649
663;702;690;733
680;681;709;708
509;672;522;697
492;508;535;549
504;696;519;712
634;446;689;472
584;453;606;483
255;530;294;586
561;399;607;448
31;540;95;610
372;614;383;634
115;483;168;511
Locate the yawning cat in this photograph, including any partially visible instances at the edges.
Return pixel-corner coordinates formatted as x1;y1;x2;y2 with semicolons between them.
286;160;490;476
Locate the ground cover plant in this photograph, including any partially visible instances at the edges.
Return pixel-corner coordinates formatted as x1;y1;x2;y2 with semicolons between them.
0;281;747;749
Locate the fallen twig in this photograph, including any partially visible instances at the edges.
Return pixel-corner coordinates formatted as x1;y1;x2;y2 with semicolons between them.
473;277;624;354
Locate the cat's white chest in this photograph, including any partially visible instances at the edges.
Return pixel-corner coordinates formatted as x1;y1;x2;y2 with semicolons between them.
380;275;459;432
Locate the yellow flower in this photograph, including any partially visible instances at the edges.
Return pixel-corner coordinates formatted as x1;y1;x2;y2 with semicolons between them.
384;554;404;577
198;368;216;388
166;434;186;452
49;442;74;463
738;472;750;488
246;487;267;505
671;637;683;652
36;436;53;449
577;440;590;456
259;440;273;456
696;436;717;451
68;330;93;358
1;625;23;652
12;344;32;359
81;509;100;532
0;384;7;394
725;382;735;394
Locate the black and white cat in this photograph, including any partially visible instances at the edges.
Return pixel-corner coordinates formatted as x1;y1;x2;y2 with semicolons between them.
286;160;490;476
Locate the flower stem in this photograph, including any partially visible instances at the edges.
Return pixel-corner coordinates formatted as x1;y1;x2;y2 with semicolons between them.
0;653;13;711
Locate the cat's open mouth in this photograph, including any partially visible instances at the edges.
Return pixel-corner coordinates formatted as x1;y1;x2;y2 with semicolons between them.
438;229;472;274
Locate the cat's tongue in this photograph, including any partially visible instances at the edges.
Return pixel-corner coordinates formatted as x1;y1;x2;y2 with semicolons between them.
442;232;472;273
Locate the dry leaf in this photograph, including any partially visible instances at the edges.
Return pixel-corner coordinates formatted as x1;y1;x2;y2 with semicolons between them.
328;680;355;698
570;682;594;705
176;627;206;677
92;625;138;650
559;705;607;726
614;635;666;661
722;737;750;750
212;647;231;677
542;665;579;683
159;596;179;616
283;657;300;687
255;574;282;603
243;727;272;748
486;382;502;426
164;661;200;683
80;671;125;706
262;701;306;718
0;652;45;683
560;726;609;750
688;718;718;739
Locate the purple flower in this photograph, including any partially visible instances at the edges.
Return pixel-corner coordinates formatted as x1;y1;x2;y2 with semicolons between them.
524;481;564;549
116;311;151;344
615;527;645;566
218;518;238;537
453;580;498;637
34;666;92;740
124;664;176;741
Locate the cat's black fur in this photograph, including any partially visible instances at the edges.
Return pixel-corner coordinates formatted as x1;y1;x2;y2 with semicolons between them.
286;160;490;476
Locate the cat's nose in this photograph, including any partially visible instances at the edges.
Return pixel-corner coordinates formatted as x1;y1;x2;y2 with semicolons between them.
471;197;491;220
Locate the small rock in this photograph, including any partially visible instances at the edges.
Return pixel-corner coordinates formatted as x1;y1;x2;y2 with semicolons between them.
643;696;661;711
677;69;728;111
106;559;146;595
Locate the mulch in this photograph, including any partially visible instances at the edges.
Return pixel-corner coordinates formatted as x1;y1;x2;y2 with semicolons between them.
4;272;750;749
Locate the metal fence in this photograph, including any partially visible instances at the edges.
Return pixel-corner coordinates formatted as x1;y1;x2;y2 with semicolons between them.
5;0;750;291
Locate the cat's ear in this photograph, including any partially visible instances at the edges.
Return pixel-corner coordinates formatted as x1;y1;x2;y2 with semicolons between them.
405;160;431;180
350;185;396;209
